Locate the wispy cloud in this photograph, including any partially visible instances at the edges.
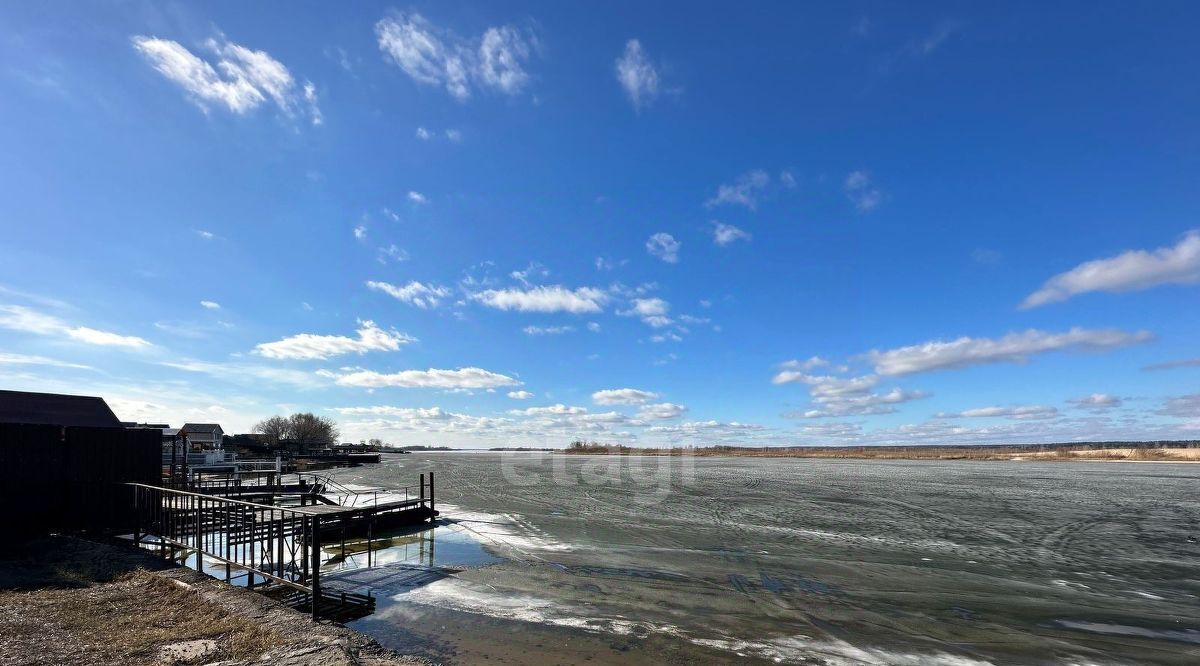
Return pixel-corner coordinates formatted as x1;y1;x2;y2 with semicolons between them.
253;320;415;360
0;304;151;349
706;170;770;210
200;300;220;310
615;39;660;110
522;325;575;335
1067;393;1123;411
866;328;1153;377
711;222;750;246
132;35;320;125
0;352;92;370
645;233;680;263
936;405;1059;420
367;280;451;309
619;298;672;328
375;12;536;101
1021;231;1200;308
1143;357;1200;372
844;170;883;212
408;191;428;204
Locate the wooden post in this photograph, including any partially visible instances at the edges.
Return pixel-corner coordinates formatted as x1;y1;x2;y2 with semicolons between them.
428;471;435;521
310;515;321;621
277;510;285;580
194;494;202;573
133;488;140;545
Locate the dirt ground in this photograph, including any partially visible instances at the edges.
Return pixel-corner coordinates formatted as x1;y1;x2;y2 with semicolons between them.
0;536;429;666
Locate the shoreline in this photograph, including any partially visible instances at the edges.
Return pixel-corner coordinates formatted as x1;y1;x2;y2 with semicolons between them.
553;443;1200;463
0;535;425;666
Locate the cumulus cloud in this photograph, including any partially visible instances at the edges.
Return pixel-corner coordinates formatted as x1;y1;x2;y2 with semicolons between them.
131;35;320;124
615;39;660;110
1067;393;1123;411
592;388;659;405
0;304;151;349
619;298;672;327
936;405;1059;420
844;170;883;212
408;191;428;204
375;12;535;101
1021;231;1200;309
646;233;680;263
253;320;414;360
329;366;521;389
507;390;534;400
354;225;367;241
712;222;750;246
200;300;220;310
366;280;452;309
510;404;588;417
706;170;770;210
471;285;608;314
636;402;687;420
866;328;1153;377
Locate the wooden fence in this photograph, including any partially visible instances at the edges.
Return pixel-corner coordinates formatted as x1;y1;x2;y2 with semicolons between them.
0;423;160;536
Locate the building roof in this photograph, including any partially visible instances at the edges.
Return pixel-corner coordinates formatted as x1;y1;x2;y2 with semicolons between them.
0;389;122;428
181;423;223;434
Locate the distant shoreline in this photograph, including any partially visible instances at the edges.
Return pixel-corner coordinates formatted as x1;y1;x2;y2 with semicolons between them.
555;442;1200;463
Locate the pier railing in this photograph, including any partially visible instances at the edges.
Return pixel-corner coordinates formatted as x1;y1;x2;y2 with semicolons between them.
129;483;327;619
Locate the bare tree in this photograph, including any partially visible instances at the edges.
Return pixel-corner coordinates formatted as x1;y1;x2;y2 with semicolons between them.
252;415;291;446
288;412;340;453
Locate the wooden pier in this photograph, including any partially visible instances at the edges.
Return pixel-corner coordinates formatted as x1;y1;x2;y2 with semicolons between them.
128;472;437;620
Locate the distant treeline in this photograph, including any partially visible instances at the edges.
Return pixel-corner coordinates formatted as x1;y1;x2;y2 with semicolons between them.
559;439;1200;460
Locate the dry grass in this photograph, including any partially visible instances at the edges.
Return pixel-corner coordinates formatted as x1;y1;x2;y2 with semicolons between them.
0;569;282;665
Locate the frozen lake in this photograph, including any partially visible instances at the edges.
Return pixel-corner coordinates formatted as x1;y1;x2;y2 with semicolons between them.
326;452;1200;664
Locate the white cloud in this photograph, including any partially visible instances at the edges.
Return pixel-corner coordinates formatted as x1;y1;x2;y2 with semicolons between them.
615;39;660;110
507;390;534;400
866;328;1153;377
646;232;680;263
131;35;319;123
1067;393;1123;411
619;298;672;327
477;26;532;94
408;191;428;204
1021;231;1200;308
162;359;319;388
253;320;415;360
774;371;928;418
376;245;409;264
636;402;687;420
779;170;797;189
472;285;608;314
937;405;1059;420
586;322;601;333
0;352;92;370
375;13;535;101
706;170;770;209
1157;394;1200;418
194;229;215;240
0;304;151;349
354;225;367;240
331;366;521;389
200;300;220;310
593;388;659;405
367;280;452;309
445;128;463;142
415;126;433;140
711;222;750;246
779;357;832;372
523;325;575;336
844;170;883;212
510;404;588;417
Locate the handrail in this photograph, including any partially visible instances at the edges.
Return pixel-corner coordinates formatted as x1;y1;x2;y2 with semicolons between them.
128;482;331;516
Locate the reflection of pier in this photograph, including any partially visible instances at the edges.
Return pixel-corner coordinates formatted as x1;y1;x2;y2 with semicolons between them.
127;472;438;620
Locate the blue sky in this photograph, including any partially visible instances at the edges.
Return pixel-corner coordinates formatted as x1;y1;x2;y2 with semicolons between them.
0;2;1197;447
